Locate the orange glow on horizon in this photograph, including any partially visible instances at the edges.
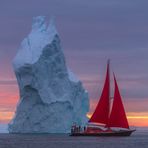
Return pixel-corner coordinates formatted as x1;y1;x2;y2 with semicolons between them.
1;111;148;127
127;116;148;119
0;84;18;124
4;110;147;126
0;111;14;124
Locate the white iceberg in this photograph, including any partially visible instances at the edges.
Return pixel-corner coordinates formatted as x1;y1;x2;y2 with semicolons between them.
8;16;89;133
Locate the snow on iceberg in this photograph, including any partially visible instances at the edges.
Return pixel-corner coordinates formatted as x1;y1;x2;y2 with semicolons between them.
8;16;89;133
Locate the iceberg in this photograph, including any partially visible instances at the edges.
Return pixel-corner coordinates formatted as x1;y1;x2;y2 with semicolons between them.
8;16;89;133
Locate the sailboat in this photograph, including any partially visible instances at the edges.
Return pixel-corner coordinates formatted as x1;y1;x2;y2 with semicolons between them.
70;60;136;136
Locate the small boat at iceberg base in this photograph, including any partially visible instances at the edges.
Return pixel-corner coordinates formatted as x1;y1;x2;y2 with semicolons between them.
70;60;136;136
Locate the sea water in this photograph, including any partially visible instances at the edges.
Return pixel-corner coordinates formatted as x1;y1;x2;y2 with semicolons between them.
0;128;148;148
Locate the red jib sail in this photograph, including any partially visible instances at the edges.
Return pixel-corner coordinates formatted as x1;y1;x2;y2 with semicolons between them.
89;61;110;125
107;73;129;129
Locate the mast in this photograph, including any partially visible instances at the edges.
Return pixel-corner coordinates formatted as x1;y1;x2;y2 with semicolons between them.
89;60;110;125
107;73;129;129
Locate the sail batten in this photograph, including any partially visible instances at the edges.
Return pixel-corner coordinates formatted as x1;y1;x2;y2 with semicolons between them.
89;61;110;125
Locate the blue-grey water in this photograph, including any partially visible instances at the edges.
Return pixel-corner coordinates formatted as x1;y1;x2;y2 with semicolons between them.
0;129;148;148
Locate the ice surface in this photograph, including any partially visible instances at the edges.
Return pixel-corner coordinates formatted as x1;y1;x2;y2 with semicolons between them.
68;68;79;83
13;16;58;69
8;16;89;133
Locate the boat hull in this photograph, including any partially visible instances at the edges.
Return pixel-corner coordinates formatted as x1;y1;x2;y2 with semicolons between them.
70;129;135;137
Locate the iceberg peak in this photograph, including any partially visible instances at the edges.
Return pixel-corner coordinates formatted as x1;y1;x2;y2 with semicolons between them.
32;16;47;32
13;16;59;69
47;16;58;36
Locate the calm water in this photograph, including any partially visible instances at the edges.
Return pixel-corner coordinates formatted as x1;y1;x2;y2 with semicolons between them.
0;130;148;148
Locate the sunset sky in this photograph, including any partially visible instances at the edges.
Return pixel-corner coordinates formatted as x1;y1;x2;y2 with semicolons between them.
0;0;148;127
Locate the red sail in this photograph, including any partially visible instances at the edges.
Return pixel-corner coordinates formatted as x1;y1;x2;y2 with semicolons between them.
107;74;129;129
89;61;110;125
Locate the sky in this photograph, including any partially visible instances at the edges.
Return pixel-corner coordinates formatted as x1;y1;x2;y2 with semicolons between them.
0;0;148;127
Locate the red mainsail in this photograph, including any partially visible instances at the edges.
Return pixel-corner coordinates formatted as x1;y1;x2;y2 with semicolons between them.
89;61;110;125
107;74;129;128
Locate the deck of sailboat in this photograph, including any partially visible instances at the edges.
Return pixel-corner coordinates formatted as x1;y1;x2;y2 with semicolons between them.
70;129;136;137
